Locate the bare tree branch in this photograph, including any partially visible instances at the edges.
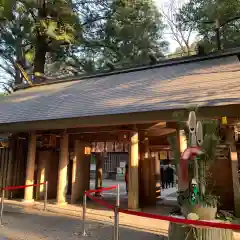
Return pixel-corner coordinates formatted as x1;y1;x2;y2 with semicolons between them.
161;0;194;55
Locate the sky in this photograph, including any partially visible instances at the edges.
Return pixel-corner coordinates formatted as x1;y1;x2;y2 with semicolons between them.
154;0;197;52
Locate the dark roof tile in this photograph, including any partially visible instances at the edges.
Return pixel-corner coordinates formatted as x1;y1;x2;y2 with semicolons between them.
0;55;240;124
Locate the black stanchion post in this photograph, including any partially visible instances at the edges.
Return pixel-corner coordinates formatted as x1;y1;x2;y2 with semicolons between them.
0;189;5;226
44;181;48;211
82;191;87;236
114;184;120;240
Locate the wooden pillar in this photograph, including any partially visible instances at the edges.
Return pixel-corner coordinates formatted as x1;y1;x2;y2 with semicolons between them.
143;137;150;202
56;132;69;205
84;151;91;192
139;133;149;207
155;152;161;199
6;135;16;198
24;132;37;202
226;126;240;216
36;151;51;200
128;131;139;209
144;137;150;158
71;141;89;204
95;153;103;196
178;129;187;191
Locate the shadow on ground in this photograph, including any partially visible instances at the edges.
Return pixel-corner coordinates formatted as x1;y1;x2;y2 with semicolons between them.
1;203;167;240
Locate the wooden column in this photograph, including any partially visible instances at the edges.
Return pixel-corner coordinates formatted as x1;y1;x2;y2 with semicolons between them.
95;153;103;196
144;137;150;158
139;133;149;207
128;131;139;209
84;152;91;192
36;151;51;200
71;141;88;204
46;151;59;199
24;132;37;202
6;135;16;198
56;132;69;205
155;152;161;199
226;126;240;217
178;129;187;191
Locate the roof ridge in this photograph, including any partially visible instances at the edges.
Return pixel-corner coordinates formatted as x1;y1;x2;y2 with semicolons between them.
15;47;240;91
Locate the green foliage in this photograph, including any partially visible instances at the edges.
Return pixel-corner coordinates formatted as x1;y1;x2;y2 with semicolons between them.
169;110;220;208
201;120;219;164
177;0;240;52
99;0;168;69
0;0;168;89
0;0;80;84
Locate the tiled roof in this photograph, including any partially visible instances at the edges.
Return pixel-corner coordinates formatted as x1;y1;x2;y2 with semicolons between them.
0;55;240;124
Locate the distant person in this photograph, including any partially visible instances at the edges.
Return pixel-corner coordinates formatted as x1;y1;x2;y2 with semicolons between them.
125;164;129;193
161;165;166;189
166;164;174;188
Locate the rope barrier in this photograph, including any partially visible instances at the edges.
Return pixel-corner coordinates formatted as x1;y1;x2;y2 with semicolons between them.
85;192;114;210
1;182;47;191
118;209;240;230
85;186;240;231
86;186;117;194
82;185;119;238
0;181;48;226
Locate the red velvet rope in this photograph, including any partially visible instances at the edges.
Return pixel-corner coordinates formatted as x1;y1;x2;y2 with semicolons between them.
86;186;117;193
85;192;114;210
85;188;240;231
2;182;46;191
118;209;240;230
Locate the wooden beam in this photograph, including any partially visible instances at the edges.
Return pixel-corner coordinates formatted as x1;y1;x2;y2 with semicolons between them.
71;133;119;143
146;128;176;137
149;145;171;151
147;122;166;130
35;123;156;135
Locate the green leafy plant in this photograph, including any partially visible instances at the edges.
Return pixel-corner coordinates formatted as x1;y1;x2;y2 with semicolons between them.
168;110;220;210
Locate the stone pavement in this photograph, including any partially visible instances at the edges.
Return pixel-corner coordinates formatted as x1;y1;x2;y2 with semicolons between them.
89;179;178;203
0;204;167;240
1;179;238;239
1;200;240;240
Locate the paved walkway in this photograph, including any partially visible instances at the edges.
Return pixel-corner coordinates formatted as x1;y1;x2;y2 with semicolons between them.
0;203;168;240
2;199;240;240
90;179;178;203
1;180;238;239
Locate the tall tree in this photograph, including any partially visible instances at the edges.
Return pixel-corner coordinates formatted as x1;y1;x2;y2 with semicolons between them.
28;0;80;82
0;0;80;85
178;0;240;52
0;0;169;92
98;0;168;70
0;0;34;90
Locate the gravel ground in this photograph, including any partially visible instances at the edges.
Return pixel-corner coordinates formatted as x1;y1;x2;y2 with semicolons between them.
0;205;166;240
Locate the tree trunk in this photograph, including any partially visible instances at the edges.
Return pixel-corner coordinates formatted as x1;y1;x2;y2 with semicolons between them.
33;0;48;83
33;36;47;83
15;20;23;86
168;222;233;240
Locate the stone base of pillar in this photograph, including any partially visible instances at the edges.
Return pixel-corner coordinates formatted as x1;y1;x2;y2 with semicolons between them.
54;201;68;206
22;199;35;204
127;207;141;211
